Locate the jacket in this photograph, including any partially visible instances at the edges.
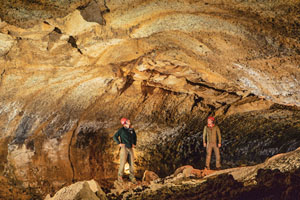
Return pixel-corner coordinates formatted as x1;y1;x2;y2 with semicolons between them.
203;125;221;145
113;127;137;148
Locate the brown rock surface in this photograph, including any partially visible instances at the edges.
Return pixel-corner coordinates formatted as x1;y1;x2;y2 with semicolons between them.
173;165;194;176
142;170;160;184
174;165;214;178
44;179;107;200
107;147;300;200
0;0;299;199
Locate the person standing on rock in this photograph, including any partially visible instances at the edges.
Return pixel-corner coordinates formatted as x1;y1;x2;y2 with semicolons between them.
113;118;137;183
203;116;222;170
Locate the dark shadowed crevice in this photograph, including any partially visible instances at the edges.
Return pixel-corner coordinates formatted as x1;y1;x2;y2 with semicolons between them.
69;121;79;183
0;69;6;86
53;27;62;34
25;140;35;151
207;104;216;116
186;78;237;96
119;74;134;95
222;104;231;115
68;36;82;54
141;80;156;102
191;95;204;111
103;0;110;14
68;36;78;48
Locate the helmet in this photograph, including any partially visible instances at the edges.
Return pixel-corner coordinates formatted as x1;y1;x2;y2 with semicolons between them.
120;118;128;125
208;116;215;121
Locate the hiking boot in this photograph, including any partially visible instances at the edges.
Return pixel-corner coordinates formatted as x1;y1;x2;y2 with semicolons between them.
130;177;137;184
118;176;123;182
129;175;137;183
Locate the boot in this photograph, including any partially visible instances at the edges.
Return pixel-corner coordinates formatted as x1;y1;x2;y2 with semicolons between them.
118;176;123;182
129;175;137;183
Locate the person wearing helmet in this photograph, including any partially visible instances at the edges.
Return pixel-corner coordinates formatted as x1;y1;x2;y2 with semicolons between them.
203;116;222;170
113;118;137;183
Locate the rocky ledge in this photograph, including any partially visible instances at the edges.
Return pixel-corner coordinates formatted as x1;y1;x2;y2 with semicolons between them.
46;147;300;200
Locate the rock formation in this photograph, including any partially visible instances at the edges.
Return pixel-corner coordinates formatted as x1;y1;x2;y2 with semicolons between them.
142;170;160;184
106;147;300;200
44;179;107;200
0;0;299;199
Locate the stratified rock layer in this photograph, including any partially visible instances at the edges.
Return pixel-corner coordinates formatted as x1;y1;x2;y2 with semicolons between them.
0;0;299;199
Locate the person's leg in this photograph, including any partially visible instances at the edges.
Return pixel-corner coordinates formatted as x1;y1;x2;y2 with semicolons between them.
118;146;128;180
213;145;221;168
205;144;213;169
128;148;136;182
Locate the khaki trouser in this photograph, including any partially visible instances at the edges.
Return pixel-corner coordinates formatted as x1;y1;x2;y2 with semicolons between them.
118;146;135;177
206;143;221;169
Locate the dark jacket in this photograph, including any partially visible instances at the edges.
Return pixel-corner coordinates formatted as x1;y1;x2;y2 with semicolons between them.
113;127;137;148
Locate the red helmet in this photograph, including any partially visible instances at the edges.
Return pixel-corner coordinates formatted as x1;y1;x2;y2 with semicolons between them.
120;118;128;125
208;116;215;121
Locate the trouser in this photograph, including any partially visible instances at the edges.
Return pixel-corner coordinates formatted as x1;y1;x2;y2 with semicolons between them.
118;146;135;177
206;143;221;169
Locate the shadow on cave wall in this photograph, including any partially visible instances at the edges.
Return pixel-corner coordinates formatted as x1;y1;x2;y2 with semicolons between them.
71;124;116;188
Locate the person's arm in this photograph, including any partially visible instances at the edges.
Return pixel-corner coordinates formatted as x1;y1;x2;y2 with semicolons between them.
217;126;221;147
132;129;137;147
113;129;121;144
203;126;207;147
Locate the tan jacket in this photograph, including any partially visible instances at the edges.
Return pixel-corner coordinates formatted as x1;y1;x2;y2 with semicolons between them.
203;125;221;145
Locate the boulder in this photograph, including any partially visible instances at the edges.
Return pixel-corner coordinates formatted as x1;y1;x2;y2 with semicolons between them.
45;179;107;200
174;165;215;178
173;165;194;176
0;33;14;56
142;170;160;184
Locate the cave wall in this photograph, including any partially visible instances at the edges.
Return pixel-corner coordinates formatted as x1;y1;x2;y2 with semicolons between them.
0;0;299;199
